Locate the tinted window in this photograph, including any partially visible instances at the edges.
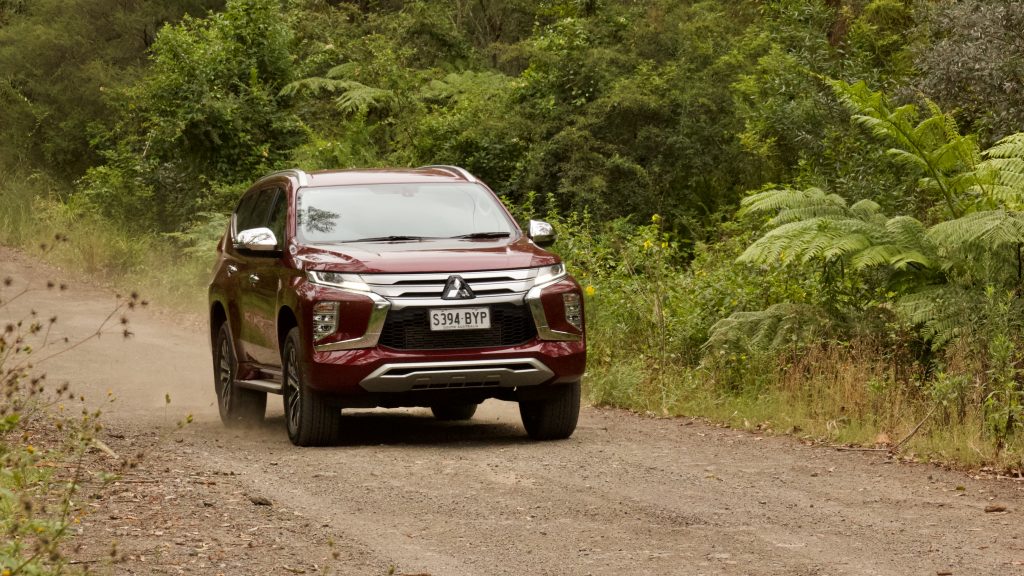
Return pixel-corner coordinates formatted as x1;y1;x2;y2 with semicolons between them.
296;183;515;243
235;188;278;234
267;188;287;247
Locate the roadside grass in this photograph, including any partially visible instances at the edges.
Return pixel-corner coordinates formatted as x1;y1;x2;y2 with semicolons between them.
584;319;1023;471
0;171;212;314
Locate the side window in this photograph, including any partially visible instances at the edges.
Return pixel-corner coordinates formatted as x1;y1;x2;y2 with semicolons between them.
234;188;277;234
267;188;287;247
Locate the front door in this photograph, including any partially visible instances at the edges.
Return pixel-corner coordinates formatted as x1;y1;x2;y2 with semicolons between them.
233;186;285;366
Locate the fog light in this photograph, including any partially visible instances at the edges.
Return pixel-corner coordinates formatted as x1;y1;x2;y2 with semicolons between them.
312;301;339;340
563;293;582;330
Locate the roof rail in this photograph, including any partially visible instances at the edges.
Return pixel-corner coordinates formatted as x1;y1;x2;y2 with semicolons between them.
418;165;477;182
260;168;310;187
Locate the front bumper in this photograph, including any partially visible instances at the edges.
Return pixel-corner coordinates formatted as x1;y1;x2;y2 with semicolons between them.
298;270;586;396
303;338;585;396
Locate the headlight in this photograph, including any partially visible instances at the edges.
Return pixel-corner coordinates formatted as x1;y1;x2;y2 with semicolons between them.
307;271;371;292
534;263;567;285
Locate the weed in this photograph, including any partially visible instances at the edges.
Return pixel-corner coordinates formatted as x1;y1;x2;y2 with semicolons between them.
0;260;143;574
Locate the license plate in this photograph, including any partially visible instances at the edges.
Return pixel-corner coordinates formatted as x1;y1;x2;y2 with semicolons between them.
429;307;491;331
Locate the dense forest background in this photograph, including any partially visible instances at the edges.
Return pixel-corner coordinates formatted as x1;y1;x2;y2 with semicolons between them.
4;0;1024;464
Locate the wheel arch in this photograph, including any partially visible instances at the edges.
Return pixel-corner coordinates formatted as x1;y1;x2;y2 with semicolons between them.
277;305;299;353
210;301;228;348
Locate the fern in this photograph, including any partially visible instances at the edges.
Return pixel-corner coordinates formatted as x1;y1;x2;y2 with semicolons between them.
896;285;979;347
927;210;1024;249
829;79;989;217
738;186;934;271
970;133;1024;209
278;76;348;98
279;68;398;116
705;303;830;355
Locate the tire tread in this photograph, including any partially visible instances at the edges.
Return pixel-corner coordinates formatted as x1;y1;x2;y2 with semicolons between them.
519;382;581;440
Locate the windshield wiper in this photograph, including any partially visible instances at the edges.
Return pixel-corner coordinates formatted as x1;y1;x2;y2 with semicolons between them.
344;235;433;243
451;231;512;239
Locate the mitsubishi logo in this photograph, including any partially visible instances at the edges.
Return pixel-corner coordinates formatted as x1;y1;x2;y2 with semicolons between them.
442;275;475;300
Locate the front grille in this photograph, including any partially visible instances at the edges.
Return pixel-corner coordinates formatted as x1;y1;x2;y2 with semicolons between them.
379;304;537;350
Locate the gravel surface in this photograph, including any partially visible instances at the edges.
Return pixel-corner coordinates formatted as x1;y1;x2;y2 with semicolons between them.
4;246;1024;576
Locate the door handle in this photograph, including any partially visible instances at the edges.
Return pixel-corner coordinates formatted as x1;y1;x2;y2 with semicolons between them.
248;273;260;285
226;264;238;276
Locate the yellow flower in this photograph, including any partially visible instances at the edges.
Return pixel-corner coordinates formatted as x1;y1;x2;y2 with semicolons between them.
643;239;653;250
585;285;596;297
661;241;668;249
651;214;661;224
26;445;35;454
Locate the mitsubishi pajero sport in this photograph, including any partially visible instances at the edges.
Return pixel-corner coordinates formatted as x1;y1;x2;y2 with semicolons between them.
208;166;586;446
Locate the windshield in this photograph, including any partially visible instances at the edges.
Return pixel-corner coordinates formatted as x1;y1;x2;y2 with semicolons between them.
295;183;518;244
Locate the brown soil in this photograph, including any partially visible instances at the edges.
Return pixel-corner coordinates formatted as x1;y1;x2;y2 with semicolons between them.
4;246;1024;576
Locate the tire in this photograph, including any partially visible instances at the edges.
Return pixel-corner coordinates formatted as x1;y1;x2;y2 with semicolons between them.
213;323;266;427
519;381;581;440
282;327;340;446
430;403;478;421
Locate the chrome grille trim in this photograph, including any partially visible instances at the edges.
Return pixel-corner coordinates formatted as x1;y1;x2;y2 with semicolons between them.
360;268;542;310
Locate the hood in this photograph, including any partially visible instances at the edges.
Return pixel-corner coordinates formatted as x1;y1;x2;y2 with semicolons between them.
292;236;559;274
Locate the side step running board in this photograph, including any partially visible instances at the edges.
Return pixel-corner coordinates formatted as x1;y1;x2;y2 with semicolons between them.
236;378;283;394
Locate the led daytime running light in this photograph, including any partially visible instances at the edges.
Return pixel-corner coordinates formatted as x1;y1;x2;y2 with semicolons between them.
307;271;371;292
535;263;567;285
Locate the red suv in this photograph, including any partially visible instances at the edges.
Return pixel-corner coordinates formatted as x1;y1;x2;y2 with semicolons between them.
208;166;586;446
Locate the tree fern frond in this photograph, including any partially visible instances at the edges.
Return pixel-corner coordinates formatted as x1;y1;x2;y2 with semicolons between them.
884;215;928;245
818;232;873;261
849;199;885;223
332;81;397;115
704;303;829;355
927;210;1024;249
888;249;934;270
976;149;1024;208
278;76;349;97
768;204;849;226
911;115;949;150
739;187;846;219
738;219;828;264
739;218;883;265
325;62;360;79
896;286;977;347
985;133;1024;159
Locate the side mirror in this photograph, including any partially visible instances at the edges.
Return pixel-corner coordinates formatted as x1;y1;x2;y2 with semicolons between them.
235;227;279;253
528;220;556;247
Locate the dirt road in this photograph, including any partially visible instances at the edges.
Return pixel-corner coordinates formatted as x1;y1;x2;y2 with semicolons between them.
4;247;1024;576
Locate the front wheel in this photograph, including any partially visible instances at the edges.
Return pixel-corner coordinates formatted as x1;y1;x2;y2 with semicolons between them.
282;327;340;446
213;323;266;427
519;382;581;440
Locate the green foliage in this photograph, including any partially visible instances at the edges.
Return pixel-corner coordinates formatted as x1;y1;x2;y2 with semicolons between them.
912;0;1024;143
739;187;934;272
705;302;831;357
0;0;223;181
82;0;300;231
